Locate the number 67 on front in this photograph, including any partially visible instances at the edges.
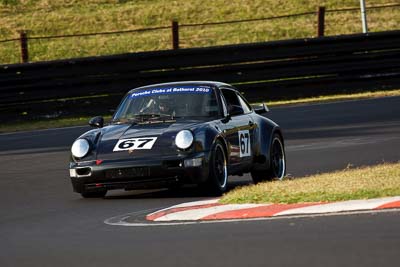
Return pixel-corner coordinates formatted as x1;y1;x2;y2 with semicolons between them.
113;137;158;151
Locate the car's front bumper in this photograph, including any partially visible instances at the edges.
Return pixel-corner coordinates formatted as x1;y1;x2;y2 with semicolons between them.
69;152;210;193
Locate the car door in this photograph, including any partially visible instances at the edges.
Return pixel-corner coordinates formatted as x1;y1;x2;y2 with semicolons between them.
219;88;254;173
236;92;257;168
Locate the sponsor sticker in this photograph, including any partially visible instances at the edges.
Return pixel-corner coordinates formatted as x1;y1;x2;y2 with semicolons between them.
113;137;158;152
130;86;211;99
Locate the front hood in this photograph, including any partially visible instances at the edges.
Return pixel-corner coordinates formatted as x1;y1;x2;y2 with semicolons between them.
94;120;204;160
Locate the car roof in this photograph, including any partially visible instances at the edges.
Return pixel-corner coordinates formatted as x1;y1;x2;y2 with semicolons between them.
127;81;234;94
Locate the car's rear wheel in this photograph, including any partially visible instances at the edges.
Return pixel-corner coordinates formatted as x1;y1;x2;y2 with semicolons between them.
251;133;286;183
80;190;107;198
203;141;228;196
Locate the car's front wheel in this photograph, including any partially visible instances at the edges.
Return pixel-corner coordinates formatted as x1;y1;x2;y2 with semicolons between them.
203;140;228;196
251;133;286;183
80;190;107;198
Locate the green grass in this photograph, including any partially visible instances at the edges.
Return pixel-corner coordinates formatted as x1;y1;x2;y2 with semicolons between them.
0;0;399;64
220;162;400;204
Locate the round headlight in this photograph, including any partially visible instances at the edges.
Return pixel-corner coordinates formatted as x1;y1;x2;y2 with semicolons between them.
175;130;194;150
71;139;90;158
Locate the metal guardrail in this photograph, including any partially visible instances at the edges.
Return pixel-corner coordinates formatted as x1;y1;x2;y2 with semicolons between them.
1;30;400;122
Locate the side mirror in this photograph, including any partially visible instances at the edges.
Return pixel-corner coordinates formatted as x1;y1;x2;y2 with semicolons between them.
253;103;269;114
89;116;104;128
228;105;244;117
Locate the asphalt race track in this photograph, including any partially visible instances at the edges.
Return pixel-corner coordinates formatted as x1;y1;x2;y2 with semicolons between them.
1;96;399;267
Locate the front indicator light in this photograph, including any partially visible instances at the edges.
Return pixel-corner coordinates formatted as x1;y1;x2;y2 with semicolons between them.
184;157;203;167
69;169;77;177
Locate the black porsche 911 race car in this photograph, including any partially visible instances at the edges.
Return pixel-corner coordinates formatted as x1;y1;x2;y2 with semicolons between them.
69;81;286;198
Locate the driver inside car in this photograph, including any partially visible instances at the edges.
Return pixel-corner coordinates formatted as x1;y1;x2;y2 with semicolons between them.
138;96;175;117
158;99;171;114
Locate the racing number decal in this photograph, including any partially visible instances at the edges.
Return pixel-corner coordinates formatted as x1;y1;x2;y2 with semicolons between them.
238;130;251;157
113;137;157;152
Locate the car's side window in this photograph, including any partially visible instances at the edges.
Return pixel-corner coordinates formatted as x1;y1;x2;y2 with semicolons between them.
237;94;252;114
221;88;244;116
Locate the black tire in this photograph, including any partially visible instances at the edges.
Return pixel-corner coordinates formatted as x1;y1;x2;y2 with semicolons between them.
203;141;228;196
80;190;107;198
251;133;286;183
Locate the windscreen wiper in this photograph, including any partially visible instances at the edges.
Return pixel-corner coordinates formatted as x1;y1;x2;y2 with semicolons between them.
112;113;175;124
133;113;175;122
110;118;139;124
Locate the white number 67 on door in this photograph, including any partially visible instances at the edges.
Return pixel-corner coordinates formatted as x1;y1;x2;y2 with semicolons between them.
238;130;251;157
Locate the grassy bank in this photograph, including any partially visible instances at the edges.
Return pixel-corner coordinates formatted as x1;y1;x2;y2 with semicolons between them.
220;162;400;204
1;0;399;63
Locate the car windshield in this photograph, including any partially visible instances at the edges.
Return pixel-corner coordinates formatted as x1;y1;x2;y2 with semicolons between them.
112;85;220;122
